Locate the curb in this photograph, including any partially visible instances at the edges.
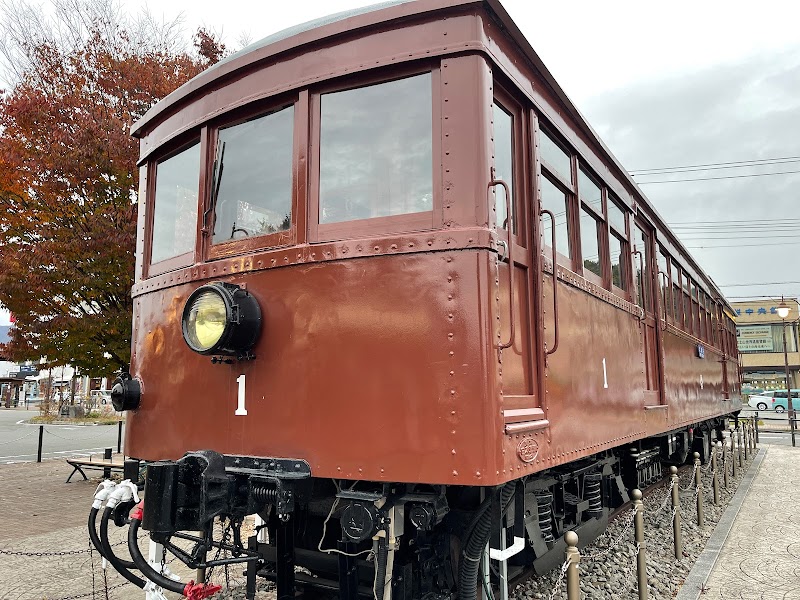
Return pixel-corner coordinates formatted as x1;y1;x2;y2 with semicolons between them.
674;445;767;600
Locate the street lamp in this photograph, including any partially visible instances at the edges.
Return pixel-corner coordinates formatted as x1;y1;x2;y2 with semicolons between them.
777;297;796;447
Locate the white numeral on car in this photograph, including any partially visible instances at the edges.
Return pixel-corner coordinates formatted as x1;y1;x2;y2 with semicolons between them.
602;358;609;389
235;374;248;416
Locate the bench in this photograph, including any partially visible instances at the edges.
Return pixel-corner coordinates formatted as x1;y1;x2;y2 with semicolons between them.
65;457;125;483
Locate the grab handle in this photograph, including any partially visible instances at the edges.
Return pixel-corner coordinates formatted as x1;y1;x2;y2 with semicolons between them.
540;209;559;355
490;176;514;351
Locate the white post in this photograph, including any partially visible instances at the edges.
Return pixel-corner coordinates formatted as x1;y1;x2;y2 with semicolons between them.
146;539;165;600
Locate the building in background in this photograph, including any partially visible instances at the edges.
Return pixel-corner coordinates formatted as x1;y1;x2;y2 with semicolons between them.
733;298;800;393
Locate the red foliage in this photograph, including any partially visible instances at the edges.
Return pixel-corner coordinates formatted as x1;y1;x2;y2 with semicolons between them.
0;26;224;373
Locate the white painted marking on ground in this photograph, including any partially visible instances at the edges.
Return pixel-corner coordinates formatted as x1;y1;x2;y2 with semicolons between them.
0;446;107;460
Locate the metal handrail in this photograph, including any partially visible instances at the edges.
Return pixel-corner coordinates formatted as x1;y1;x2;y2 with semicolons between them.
490;176;514;351
540;208;559;355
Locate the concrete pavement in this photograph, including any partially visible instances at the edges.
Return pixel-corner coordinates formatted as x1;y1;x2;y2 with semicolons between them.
677;444;800;599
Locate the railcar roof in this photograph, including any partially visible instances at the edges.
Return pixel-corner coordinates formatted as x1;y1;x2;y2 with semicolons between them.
130;0;732;311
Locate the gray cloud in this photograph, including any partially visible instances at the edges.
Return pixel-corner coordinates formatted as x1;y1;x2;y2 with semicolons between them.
580;47;800;300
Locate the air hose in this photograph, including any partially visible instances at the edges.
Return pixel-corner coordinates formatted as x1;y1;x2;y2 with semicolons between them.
99;505;146;588
127;516;187;595
458;484;514;600
374;536;389;600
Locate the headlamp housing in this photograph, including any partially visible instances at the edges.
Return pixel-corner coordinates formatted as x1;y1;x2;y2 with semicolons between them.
181;282;262;358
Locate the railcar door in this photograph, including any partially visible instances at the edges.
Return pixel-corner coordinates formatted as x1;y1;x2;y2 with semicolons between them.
492;88;540;413
633;218;664;405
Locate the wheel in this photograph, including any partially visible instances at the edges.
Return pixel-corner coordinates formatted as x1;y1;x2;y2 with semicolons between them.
757;402;768;411
775;405;786;414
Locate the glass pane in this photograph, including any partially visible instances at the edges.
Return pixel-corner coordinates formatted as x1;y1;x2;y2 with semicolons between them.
578;168;602;214
540;176;571;259
580;207;601;277
492;102;515;232
608;198;626;234
540;129;572;181
634;224;650;310
672;262;681;325
610;234;626;289
319;74;432;224
212;106;294;244
152;142;200;264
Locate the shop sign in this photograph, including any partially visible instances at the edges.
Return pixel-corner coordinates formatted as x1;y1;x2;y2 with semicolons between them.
737;325;773;352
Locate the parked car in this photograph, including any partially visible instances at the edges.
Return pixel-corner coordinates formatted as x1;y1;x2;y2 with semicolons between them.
771;389;800;414
748;391;776;410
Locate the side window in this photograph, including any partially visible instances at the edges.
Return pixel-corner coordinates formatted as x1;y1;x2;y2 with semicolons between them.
540;176;572;261
657;249;669;320
578;168;604;280
537;129;575;269
211;106;294;245
608;199;629;291
633;224;651;310
319;73;433;224
671;261;682;328
492;102;515;233
151;142;200;266
682;271;692;335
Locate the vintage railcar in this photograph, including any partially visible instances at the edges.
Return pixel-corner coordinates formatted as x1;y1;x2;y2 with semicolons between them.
95;1;742;599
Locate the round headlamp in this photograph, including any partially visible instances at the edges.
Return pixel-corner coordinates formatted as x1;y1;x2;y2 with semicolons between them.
181;282;261;358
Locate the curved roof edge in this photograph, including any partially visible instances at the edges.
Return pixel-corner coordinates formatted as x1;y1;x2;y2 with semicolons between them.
131;0;475;137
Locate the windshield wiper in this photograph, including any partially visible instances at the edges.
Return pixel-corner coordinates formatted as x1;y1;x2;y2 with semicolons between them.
202;139;225;236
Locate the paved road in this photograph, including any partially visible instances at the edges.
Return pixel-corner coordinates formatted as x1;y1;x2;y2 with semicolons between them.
0;407;123;464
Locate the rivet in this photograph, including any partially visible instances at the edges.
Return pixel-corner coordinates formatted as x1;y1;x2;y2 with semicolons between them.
448;294;453;300
453;470;458;476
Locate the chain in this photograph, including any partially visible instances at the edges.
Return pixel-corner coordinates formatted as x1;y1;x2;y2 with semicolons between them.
547;557;571;600
582;509;636;560
88;537;96;600
0;546;91;557
0;428;37;445
680;465;698;491
651;479;675;515
46;582;128;600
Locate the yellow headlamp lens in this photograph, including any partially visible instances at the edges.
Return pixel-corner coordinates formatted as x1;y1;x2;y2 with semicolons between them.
186;291;227;351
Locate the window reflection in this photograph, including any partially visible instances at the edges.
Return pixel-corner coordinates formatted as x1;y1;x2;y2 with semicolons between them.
319;74;433;224
540;176;571;259
152;142;200;264
212;106;294;244
608;198;626;234
581;207;601;277
610;234;626;289
540;129;572;182
493;102;515;232
579;168;602;214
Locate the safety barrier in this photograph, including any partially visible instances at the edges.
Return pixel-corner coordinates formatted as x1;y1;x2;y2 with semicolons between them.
0;421;124;463
546;427;757;600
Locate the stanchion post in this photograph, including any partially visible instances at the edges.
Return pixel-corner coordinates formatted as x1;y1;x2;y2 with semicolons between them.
752;416;757;449
722;433;728;489
712;442;720;505
103;447;112;479
670;466;682;560
737;427;743;468
631;489;648;600
37;424;44;463
117;420;123;454
743;424;749;461
754;412;759;444
564;531;581;600
731;427;738;479
694;452;704;527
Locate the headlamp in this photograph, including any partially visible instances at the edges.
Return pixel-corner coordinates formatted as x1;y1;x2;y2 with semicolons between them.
181;282;261;358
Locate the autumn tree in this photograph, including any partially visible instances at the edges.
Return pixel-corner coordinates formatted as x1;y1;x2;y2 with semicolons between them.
0;0;226;374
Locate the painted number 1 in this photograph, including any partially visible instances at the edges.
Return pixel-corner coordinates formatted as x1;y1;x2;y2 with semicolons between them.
235;374;248;416
602;358;609;389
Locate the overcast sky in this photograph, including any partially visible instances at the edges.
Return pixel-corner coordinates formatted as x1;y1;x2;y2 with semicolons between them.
146;0;800;302
2;0;799;324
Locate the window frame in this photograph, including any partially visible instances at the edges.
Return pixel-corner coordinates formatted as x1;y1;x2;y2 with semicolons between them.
204;93;304;261
492;86;528;246
308;66;442;243
144;134;204;278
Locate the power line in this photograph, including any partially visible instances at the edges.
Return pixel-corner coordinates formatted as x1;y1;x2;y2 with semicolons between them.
629;155;800;173
631;157;800;176
718;282;800;287
670;218;800;225
636;169;800;185
686;242;800;248
679;234;800;240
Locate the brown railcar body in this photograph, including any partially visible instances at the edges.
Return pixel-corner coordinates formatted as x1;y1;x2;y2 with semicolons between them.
127;0;740;489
